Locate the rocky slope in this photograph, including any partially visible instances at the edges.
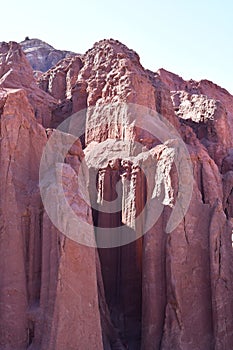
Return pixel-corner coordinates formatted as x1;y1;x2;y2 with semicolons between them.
0;38;233;350
20;38;77;72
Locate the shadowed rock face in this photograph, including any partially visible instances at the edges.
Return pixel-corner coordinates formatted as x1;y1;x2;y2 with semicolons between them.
0;38;233;350
20;38;76;72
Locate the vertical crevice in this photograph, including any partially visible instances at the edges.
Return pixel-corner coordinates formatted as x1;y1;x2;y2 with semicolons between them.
93;163;144;350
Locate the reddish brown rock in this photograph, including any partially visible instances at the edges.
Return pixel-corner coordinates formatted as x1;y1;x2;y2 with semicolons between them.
0;41;58;127
38;55;83;101
0;88;47;349
0;47;103;349
0;38;233;350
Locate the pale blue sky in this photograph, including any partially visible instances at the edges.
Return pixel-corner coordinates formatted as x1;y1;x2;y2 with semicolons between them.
2;0;233;93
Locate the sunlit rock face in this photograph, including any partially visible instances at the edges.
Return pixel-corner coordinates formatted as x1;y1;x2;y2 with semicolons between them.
0;38;233;350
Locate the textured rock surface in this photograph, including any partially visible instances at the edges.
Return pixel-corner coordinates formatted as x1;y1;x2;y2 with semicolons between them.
0;43;103;350
0;41;57;127
20;38;76;72
0;38;233;350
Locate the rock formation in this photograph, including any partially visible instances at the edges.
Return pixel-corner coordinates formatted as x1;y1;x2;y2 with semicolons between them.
20;38;76;72
0;38;232;350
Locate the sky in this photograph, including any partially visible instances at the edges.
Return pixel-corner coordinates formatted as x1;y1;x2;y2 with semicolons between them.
2;0;233;93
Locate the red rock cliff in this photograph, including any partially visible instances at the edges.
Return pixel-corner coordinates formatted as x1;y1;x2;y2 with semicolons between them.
0;39;233;350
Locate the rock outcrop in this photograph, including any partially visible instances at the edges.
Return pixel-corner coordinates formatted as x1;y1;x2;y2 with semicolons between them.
20;38;76;72
0;38;233;350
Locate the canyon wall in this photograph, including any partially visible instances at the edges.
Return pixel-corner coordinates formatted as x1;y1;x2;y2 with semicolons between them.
0;38;233;349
